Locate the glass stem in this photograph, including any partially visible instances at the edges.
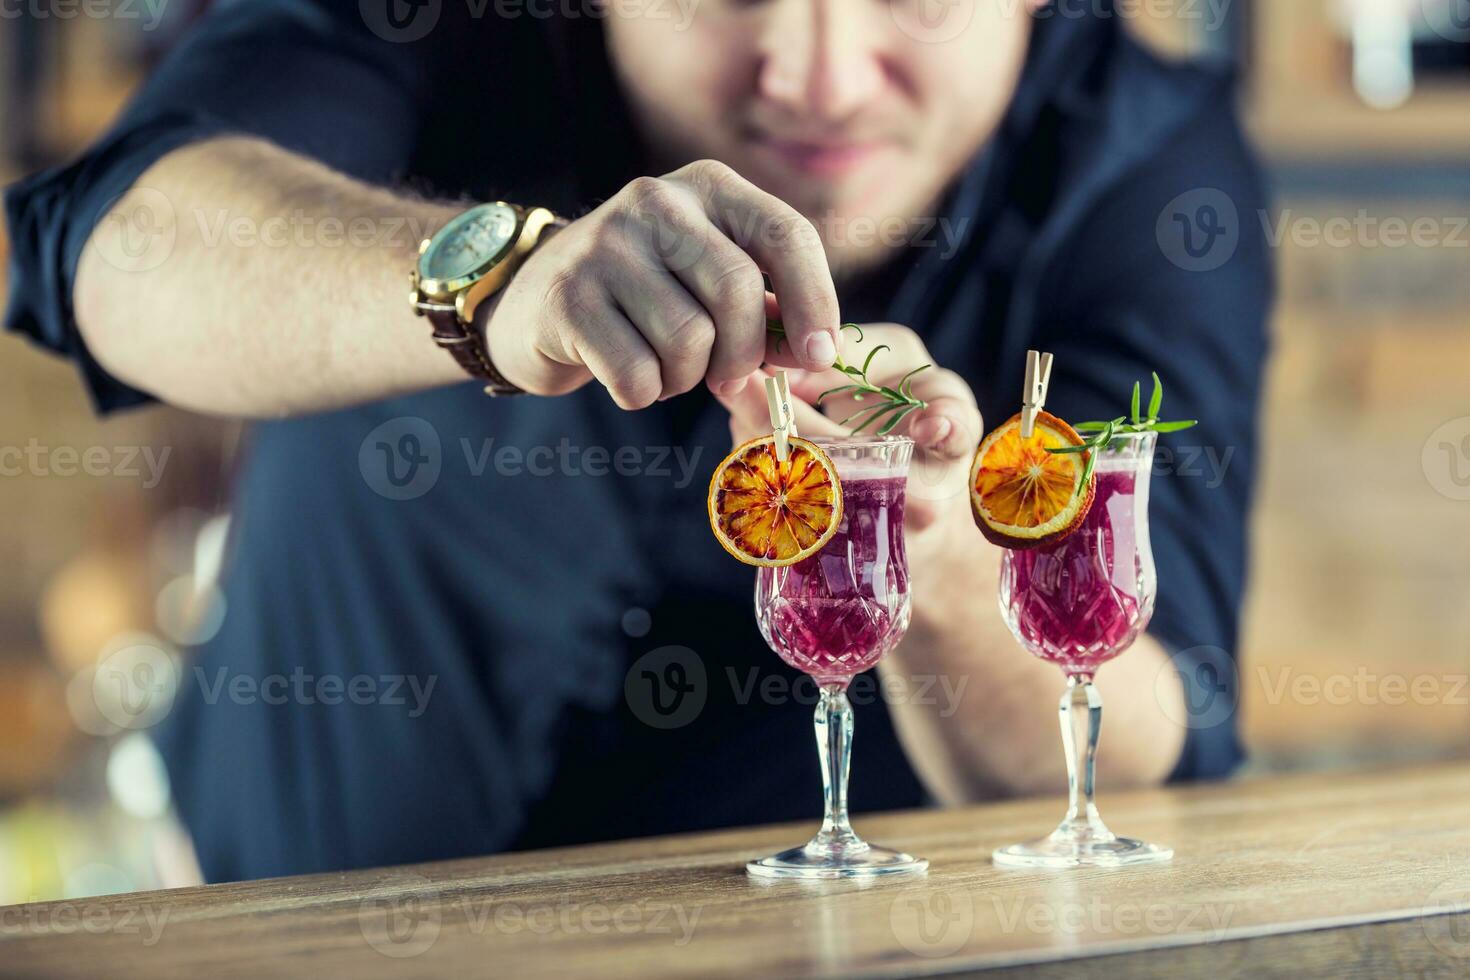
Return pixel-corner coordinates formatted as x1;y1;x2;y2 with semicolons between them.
813;684;860;848
1057;674;1113;840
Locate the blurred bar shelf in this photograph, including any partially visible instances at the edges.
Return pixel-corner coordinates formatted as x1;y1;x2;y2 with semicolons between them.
5;762;1470;977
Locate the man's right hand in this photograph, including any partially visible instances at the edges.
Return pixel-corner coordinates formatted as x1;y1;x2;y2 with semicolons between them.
484;160;842;408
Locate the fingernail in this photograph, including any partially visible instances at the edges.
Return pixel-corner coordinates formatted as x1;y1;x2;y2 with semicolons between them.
804;331;837;368
912;416;953;448
714;378;748;397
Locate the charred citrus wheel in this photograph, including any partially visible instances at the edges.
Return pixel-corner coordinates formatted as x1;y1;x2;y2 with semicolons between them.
708;436;843;567
970;411;1095;550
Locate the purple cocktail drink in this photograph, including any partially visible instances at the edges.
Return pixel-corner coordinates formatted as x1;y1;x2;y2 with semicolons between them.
756;476;910;686
992;429;1172;868
999;465;1156;677
748;436;926;879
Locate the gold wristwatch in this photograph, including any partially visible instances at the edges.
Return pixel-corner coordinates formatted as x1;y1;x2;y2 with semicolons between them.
410;202;563;396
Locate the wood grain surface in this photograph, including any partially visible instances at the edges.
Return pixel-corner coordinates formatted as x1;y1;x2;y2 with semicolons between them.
5;762;1470;978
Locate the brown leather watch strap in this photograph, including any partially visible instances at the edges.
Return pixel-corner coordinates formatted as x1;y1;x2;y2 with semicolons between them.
421;303;523;397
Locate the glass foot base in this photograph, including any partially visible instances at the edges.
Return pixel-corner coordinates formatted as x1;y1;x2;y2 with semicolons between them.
993;834;1172;869
748;841;928;880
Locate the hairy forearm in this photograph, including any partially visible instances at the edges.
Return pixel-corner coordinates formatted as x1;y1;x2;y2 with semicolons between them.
74;137;465;417
887;492;1186;803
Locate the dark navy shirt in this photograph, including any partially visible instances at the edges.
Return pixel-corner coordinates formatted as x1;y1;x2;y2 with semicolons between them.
4;0;1271;882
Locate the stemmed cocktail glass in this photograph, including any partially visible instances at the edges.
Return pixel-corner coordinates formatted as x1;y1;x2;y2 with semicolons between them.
992;430;1173;868
748;435;927;879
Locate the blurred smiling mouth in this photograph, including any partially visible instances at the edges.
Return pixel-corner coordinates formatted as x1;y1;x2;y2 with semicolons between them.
748;134;894;178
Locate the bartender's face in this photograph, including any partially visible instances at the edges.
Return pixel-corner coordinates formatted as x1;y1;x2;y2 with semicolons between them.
604;0;1036;275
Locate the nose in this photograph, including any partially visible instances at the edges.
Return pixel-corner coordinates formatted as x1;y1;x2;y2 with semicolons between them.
756;0;886;123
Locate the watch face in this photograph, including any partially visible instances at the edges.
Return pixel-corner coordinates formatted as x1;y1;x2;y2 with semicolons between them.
419;203;518;283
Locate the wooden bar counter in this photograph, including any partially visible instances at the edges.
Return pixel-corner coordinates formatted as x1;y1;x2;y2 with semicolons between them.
5;762;1470;978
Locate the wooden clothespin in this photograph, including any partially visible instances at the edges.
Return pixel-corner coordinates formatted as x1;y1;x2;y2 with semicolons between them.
764;370;798;462
1020;349;1054;439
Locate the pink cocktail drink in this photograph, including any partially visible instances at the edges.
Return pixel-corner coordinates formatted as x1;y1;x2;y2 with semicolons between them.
747;436;925;879
756;476;910;686
999;464;1156;677
991;429;1171;868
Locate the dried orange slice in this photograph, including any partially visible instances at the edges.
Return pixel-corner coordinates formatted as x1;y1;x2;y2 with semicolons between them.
708;436;843;567
971;411;1095;550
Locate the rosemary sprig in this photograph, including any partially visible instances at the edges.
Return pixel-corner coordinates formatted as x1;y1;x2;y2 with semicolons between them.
766;319;930;436
1044;372;1198;490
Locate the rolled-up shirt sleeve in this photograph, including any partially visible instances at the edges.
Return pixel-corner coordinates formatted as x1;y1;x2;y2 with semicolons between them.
3;0;429;411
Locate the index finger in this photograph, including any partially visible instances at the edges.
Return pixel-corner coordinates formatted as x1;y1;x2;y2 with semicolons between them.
670;161;840;372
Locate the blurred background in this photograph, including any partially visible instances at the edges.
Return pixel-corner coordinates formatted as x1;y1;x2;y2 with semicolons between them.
2;0;1469;904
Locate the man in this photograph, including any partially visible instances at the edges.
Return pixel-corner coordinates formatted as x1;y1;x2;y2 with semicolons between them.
4;0;1270;881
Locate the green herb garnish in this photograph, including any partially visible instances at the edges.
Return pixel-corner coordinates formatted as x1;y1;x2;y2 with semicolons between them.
1044;371;1198;489
766;319;930;436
